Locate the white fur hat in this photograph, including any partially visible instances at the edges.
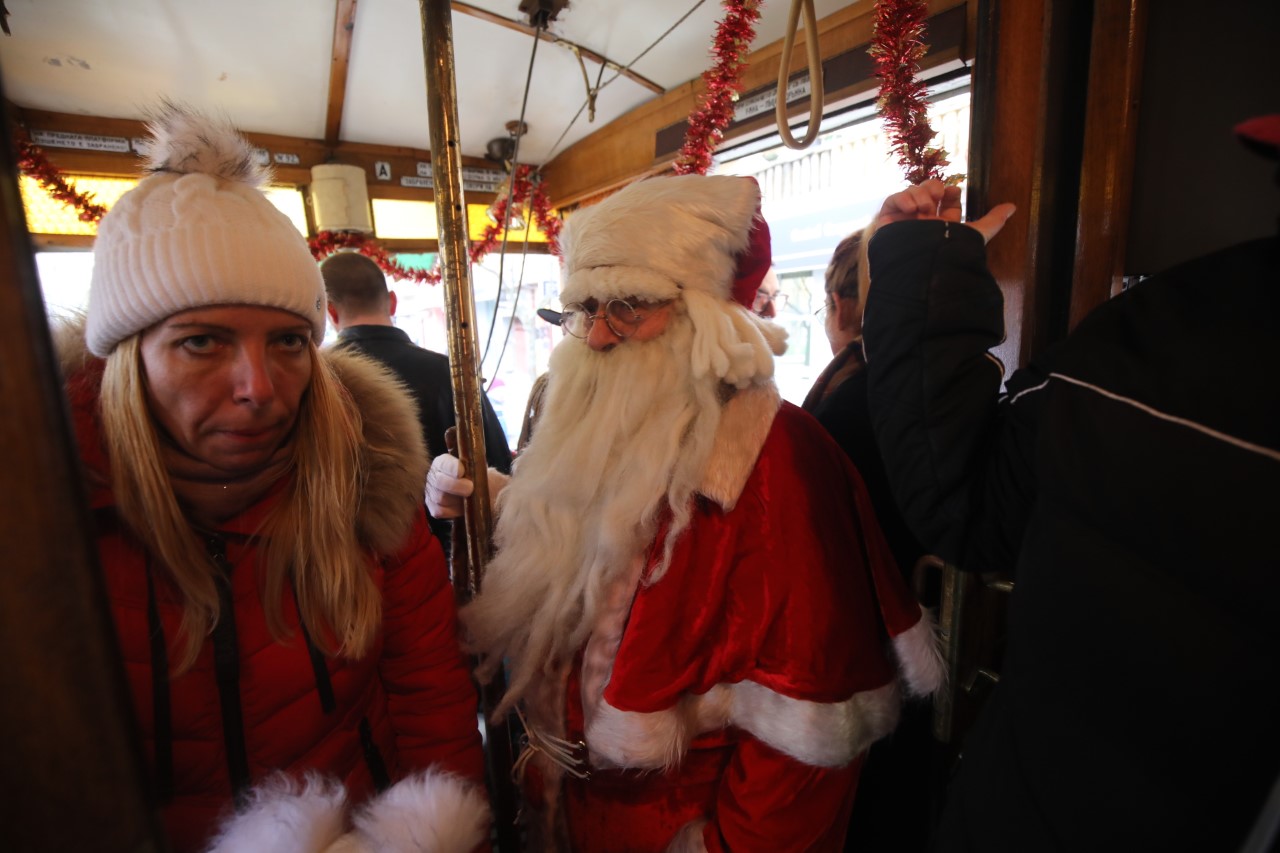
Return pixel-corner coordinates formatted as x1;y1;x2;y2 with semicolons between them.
85;103;326;356
558;174;771;308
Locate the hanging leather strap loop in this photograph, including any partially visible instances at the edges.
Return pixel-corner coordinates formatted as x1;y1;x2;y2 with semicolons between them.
776;0;825;150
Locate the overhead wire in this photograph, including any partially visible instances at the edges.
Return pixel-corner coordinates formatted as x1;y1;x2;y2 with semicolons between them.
484;1;709;386
535;0;706;167
480;13;545;368
486;231;535;394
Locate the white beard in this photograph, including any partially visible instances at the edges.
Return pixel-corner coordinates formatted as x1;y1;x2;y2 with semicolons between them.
462;308;724;710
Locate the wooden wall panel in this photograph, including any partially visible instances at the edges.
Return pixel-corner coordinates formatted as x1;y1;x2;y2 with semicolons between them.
1069;0;1146;330
12;106;500;203
0;90;165;853
968;0;1094;368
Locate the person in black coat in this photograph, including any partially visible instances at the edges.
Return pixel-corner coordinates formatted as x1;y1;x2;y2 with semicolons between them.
803;231;941;852
321;251;513;553
861;117;1280;852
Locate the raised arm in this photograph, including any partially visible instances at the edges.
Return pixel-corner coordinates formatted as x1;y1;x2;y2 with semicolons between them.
861;182;1027;569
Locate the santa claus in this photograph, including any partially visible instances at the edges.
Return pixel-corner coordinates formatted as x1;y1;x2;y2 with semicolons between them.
427;174;942;852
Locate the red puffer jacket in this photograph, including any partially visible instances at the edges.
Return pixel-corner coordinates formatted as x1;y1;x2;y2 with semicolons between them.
61;338;485;853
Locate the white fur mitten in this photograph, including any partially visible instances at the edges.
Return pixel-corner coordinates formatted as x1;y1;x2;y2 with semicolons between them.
339;769;492;853
426;454;473;519
203;774;347;853
203;770;492;853
425;455;509;519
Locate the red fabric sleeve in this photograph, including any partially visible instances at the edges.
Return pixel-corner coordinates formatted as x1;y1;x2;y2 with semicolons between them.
705;737;861;852
378;509;485;784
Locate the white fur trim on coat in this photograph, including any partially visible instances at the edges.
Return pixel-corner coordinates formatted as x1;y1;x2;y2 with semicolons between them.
697;383;781;510
585;679;900;772
666;819;710;853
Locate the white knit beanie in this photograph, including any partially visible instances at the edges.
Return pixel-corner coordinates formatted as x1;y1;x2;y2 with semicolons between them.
85;103;326;356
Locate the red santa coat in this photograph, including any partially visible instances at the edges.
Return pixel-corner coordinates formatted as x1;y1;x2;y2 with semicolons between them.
524;385;941;852
60;339;486;853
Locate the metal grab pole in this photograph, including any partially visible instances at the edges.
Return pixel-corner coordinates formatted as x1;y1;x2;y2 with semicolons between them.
418;3;520;850
419;0;493;595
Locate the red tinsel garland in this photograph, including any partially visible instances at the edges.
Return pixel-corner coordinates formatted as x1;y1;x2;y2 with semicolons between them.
308;230;444;285
869;0;954;185
673;0;763;176
470;164;562;264
15;135;108;223
311;164;562;283
12;130;561;284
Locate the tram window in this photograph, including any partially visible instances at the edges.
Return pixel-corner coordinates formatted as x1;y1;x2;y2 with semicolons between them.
35;251;95;320
714;85;971;404
28;185;308;322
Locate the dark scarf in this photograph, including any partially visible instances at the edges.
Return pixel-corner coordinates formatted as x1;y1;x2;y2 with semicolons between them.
801;340;865;412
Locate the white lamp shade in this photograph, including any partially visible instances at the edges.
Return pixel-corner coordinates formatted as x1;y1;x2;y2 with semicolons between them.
310;163;373;233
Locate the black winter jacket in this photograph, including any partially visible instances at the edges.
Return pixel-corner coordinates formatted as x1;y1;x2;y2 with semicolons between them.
864;221;1280;852
335;325;513;551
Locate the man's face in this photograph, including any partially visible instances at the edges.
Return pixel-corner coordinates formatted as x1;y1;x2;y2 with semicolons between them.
752;271;781;319
560;297;676;352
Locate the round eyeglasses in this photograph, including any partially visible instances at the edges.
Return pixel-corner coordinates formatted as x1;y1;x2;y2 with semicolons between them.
752;289;788;314
559;298;670;339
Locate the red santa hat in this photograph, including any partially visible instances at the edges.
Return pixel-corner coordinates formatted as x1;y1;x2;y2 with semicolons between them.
558;174;772;309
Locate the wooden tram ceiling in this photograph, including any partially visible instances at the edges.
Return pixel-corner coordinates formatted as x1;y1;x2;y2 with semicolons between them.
454;2;665;95
319;1;665;157
325;0;360;148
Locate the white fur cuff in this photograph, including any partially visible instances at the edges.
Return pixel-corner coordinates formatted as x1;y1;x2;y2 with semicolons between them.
585;679;901;773
893;606;946;697
666;819;710;853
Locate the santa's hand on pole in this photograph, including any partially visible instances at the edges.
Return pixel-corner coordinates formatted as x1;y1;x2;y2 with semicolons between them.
426;453;509;519
426;454;473;519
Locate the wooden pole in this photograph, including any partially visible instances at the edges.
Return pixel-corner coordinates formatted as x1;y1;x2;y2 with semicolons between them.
0;76;165;851
417;3;520;849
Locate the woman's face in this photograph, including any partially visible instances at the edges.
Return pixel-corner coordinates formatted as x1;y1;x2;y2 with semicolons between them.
824;292;862;356
139;305;314;475
823;292;844;354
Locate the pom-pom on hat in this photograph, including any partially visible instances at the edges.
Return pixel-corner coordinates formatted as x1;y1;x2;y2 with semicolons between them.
85;102;327;356
558;174;771;309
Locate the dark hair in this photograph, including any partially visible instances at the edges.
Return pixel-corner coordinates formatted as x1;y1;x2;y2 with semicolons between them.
320;252;390;314
824;231;862;301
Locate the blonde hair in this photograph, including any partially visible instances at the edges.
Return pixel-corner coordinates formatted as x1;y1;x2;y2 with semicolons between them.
825;230;863;301
101;337;381;671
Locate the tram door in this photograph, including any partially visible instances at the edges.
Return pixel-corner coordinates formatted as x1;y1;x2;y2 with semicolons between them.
0;83;165;850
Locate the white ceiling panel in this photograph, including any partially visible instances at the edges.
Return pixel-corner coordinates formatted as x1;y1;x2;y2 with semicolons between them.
0;0;867;164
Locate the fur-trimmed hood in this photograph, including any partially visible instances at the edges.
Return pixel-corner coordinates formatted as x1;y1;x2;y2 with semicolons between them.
54;315;429;556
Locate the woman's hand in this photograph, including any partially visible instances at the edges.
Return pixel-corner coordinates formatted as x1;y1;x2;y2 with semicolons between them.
874;179;1017;245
